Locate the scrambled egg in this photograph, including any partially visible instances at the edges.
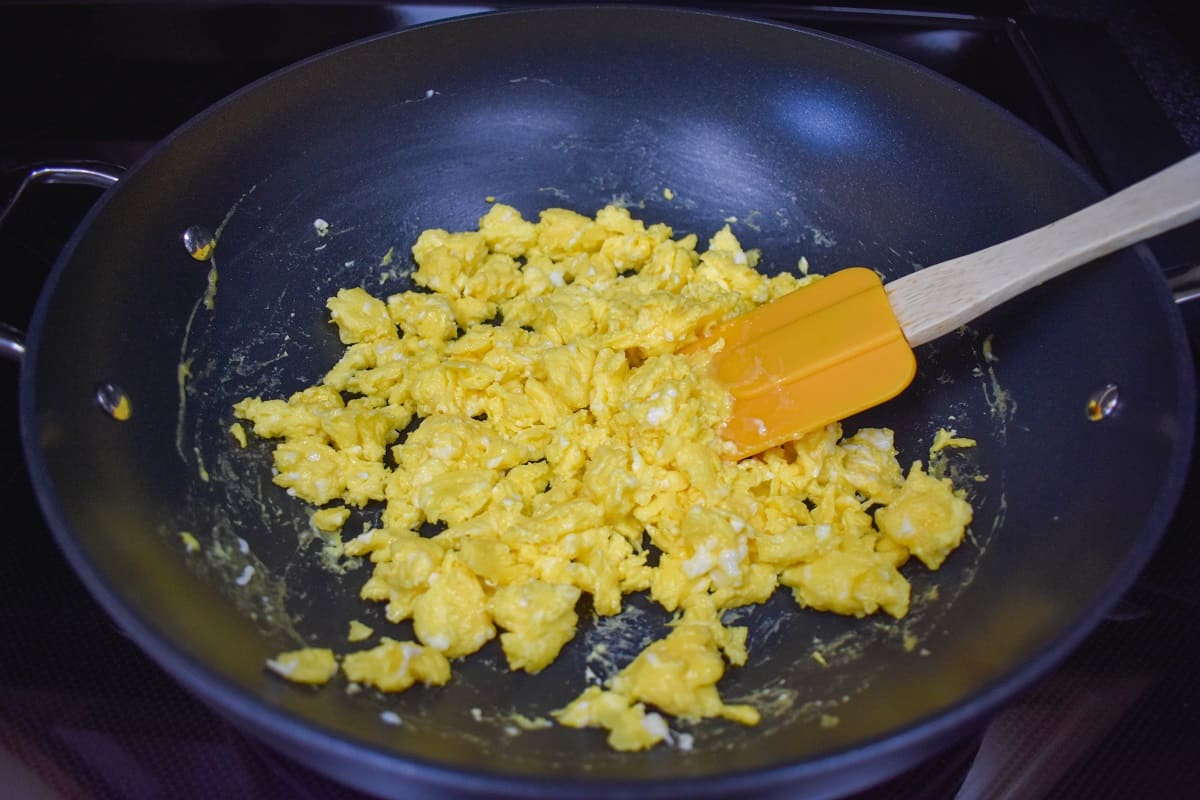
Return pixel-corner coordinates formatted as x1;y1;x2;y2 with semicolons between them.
266;647;338;684
235;203;974;750
348;619;374;642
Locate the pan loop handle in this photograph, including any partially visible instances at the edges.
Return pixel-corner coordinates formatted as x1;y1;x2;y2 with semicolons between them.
0;322;25;361
0;162;124;363
1168;263;1200;305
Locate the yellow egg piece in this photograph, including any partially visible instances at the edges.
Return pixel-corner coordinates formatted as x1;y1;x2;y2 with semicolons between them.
342;638;451;692
347;620;374;642
266;648;338;685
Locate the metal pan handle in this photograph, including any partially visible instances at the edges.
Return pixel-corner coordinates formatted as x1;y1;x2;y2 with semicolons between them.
0;163;123;362
1168;264;1200;305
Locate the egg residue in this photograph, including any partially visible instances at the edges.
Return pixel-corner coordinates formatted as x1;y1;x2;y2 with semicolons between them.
234;203;974;750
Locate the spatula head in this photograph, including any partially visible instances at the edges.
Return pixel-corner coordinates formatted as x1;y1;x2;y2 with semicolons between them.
693;267;916;458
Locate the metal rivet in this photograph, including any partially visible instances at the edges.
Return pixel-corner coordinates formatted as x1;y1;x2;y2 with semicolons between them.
1085;383;1120;421
182;225;216;261
95;382;132;421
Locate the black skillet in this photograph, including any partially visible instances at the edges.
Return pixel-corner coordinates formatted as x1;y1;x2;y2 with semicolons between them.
6;7;1194;798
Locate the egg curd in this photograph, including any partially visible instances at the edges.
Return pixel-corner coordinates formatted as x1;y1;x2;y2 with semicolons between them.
233;203;973;751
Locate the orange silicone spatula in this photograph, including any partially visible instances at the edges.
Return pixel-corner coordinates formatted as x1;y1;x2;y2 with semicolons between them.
696;151;1200;459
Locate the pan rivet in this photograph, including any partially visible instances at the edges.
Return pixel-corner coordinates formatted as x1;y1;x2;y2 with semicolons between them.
95;382;132;421
1085;383;1120;421
182;225;216;261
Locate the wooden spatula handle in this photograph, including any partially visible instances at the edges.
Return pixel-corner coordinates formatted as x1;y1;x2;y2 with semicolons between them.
885;151;1200;347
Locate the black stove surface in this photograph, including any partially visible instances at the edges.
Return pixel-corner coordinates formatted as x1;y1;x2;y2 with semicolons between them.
2;3;1199;798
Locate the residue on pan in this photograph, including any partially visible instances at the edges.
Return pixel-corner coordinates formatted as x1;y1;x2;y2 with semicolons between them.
167;178;454;692
737;210;764;232
804;224;837;248
230;201;980;752
160;515;305;645
719;580;955;741
377;246;400;285
580;602;663;687
310;217;363;253
175;183;261;473
968;331;1017;437
306;513;364;576
202;262;218;311
955;328;1012;543
467;706;556;738
880;326;1006;658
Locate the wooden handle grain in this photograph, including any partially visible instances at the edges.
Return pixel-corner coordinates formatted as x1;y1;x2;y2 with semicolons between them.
885;151;1200;347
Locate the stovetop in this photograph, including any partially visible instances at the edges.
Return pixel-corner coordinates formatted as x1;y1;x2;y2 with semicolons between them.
2;3;1198;798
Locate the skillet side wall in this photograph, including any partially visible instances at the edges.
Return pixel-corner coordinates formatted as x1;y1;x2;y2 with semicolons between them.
19;7;1195;793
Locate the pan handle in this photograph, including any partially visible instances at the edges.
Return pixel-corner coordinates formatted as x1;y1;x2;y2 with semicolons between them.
0;322;25;361
1168;264;1200;305
0;163;123;363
